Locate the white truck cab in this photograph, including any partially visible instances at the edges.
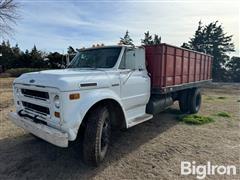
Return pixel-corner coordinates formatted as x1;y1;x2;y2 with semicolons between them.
9;45;153;165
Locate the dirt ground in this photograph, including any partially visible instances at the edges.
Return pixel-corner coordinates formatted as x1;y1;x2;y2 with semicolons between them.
0;78;239;180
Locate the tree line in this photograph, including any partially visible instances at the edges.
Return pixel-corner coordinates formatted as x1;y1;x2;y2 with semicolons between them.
0;21;239;82
0;41;76;70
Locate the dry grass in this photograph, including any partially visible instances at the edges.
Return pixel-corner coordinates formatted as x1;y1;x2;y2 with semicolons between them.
0;78;239;180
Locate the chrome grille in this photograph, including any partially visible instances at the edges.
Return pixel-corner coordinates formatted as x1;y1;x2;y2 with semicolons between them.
22;101;50;115
21;89;49;100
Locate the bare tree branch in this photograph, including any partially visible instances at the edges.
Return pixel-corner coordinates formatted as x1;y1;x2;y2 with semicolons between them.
0;0;19;37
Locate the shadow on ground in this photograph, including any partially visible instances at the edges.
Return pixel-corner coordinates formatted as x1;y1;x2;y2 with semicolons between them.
0;108;181;180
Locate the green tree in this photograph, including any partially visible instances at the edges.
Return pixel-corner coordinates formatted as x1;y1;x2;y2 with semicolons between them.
6;40;10;47
120;30;134;46
153;34;161;45
46;52;64;69
29;45;47;68
182;21;235;81
141;31;161;45
0;40;15;68
12;43;20;54
0;41;25;69
225;56;240;82
12;43;22;67
20;49;31;67
141;31;153;45
0;40;69;70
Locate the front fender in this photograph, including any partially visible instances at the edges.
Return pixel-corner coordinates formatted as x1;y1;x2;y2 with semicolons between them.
60;88;125;141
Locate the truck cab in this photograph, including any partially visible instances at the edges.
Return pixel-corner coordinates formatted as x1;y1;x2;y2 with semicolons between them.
9;45;153;165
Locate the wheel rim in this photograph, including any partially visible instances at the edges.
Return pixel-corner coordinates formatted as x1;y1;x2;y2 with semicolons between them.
195;93;201;111
100;118;110;154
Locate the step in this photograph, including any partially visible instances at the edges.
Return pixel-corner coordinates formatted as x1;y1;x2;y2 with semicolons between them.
127;114;153;128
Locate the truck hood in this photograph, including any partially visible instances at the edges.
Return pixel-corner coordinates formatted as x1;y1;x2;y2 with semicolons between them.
14;69;114;91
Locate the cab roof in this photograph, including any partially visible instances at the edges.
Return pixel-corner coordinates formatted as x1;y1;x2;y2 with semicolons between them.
77;45;143;52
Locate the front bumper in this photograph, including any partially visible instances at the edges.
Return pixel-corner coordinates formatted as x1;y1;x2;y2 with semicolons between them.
8;112;68;147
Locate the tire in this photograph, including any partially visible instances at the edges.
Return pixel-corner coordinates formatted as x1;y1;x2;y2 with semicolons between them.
82;106;111;166
188;88;201;114
179;92;190;113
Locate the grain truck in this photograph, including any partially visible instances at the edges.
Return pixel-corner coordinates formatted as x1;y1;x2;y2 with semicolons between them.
8;43;212;166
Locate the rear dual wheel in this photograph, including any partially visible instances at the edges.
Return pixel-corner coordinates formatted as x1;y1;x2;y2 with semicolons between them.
189;88;201;113
179;88;201;114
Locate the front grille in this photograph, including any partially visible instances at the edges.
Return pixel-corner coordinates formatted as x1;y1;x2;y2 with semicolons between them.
21;89;49;100
22;101;50;115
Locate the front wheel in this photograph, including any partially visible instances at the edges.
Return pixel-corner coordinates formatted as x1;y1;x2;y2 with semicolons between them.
82;106;111;166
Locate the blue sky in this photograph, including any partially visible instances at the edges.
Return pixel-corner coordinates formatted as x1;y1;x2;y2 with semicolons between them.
4;0;240;55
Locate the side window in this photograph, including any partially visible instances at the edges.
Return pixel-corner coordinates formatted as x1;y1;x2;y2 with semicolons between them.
119;50;136;70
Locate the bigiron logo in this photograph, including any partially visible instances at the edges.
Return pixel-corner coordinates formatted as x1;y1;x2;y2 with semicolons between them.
181;161;238;179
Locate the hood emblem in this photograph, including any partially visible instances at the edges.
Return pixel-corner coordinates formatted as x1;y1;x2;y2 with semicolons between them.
29;79;35;83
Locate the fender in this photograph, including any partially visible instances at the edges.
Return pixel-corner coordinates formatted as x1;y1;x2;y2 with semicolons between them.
60;88;126;141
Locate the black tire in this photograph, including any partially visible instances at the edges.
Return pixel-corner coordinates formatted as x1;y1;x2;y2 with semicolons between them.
82;106;111;166
188;88;201;114
179;92;190;113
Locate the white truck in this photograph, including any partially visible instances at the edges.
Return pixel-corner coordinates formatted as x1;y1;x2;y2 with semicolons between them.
8;44;212;166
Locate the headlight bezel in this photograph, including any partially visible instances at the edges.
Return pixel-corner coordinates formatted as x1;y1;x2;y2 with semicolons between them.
53;95;60;109
15;87;20;96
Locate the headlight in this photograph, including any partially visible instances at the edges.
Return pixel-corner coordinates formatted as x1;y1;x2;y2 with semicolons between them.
54;95;60;108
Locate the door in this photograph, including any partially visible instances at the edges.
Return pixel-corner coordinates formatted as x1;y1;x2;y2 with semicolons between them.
119;48;150;111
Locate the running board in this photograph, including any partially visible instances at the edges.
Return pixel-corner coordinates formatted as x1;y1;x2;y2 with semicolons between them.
127;114;153;128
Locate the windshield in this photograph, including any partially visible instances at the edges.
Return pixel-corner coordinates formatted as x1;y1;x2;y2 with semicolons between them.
68;47;122;68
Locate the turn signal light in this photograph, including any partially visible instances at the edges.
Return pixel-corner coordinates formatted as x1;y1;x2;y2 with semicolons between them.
69;93;80;100
54;112;60;118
